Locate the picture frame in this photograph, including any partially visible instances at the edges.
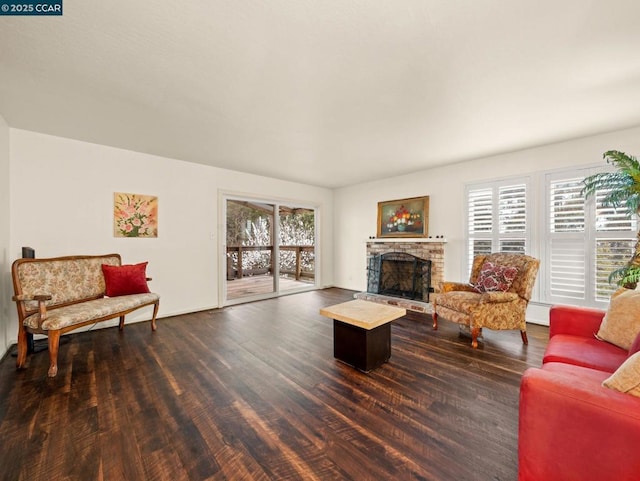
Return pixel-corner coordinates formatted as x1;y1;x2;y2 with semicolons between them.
377;196;429;238
114;192;158;238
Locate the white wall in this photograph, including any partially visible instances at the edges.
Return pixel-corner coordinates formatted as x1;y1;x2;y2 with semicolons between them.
8;129;334;345
0;114;9;358
334;125;640;323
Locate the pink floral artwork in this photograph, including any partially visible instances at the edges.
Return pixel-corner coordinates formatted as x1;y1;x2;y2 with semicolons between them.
113;193;158;238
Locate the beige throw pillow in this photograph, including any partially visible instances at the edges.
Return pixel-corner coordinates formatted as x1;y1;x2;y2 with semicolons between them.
596;288;640;350
602;352;640;397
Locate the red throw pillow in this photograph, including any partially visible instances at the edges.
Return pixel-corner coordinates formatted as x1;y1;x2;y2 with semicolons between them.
629;331;640;357
102;262;150;297
475;261;518;293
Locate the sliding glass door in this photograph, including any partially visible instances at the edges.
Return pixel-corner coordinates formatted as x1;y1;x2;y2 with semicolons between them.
223;196;316;304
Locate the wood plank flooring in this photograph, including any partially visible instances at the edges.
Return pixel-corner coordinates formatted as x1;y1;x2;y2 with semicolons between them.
0;288;548;481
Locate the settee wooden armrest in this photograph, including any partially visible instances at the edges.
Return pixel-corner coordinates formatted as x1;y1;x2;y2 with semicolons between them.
13;294;53;325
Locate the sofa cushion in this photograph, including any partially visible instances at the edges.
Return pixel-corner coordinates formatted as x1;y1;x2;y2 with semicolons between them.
543;334;628;373
474;261;518;293
596;288;640;351
23;293;160;330
603;352;640;397
102;262;150;297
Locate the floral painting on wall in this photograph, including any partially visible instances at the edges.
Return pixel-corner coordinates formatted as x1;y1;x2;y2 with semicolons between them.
113;192;158;238
377;196;429;238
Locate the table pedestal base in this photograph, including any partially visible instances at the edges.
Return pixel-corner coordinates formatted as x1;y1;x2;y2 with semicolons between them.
333;320;391;372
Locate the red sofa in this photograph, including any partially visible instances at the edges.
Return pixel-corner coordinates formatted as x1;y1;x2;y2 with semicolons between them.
518;305;640;481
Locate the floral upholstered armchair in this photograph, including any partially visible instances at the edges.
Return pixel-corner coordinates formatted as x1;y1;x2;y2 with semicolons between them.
432;253;540;348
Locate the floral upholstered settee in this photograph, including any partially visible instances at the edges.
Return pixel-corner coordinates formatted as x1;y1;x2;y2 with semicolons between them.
12;254;160;377
432;253;540;347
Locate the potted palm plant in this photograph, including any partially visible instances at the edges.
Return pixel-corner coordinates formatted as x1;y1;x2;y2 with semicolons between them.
582;150;640;288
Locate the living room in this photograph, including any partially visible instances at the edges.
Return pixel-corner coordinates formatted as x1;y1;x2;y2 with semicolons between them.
2;2;640;480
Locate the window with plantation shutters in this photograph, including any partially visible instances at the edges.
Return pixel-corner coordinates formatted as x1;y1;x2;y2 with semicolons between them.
466;180;530;278
544;168;637;306
466;166;637;308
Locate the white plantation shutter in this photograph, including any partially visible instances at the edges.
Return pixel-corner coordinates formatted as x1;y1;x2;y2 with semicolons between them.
594;189;637;301
467;188;493;267
549;238;586;299
499;184;526;254
466;180;530;277
499;184;526;233
547;176;587;302
549;178;585;233
468;188;493;233
545;169;637;306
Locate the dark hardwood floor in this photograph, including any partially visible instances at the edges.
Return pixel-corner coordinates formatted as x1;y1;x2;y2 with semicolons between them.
0;288;548;481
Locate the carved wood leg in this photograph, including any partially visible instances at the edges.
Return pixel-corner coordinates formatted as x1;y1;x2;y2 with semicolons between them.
119;315;125;331
471;326;480;349
150;302;159;331
16;324;28;369
520;330;529;345
432;308;438;330
47;330;61;377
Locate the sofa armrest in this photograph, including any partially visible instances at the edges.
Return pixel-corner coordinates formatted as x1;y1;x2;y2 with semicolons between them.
549;304;605;339
519;365;640;481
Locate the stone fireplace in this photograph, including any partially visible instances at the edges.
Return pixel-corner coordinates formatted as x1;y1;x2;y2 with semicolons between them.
367;252;432;302
355;239;445;313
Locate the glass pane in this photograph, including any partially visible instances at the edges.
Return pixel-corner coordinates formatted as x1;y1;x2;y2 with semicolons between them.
226;199;275;300
549;178;585;233
468;238;492;276
468;188;493;233
499;184;526;233
279;205;315;291
595;189;638;232
499;238;526;254
595;239;635;301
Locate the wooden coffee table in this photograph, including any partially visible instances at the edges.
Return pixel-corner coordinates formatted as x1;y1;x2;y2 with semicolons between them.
320;300;406;372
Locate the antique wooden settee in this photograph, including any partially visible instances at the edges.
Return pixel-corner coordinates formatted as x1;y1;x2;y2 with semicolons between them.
11;253;160;377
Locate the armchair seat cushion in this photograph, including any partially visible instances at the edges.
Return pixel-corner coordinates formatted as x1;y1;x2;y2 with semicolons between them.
543;334;628;373
436;291;483;312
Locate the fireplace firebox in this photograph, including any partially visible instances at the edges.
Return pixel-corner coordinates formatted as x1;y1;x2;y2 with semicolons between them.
367;252;432;302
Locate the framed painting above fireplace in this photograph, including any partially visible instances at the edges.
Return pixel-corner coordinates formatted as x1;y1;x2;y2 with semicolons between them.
377;196;429;238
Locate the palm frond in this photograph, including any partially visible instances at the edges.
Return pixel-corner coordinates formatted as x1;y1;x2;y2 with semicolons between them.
582;151;640;215
603;150;640;175
609;265;640;289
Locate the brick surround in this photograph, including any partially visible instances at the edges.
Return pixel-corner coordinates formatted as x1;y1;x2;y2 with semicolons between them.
366;239;445;291
355;239;446;314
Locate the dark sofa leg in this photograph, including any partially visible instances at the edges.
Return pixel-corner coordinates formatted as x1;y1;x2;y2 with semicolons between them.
521;330;528;345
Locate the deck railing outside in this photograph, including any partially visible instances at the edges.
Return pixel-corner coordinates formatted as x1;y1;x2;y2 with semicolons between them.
226;245;314;281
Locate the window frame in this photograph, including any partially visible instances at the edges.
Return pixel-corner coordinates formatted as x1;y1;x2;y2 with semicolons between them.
465;165;637;309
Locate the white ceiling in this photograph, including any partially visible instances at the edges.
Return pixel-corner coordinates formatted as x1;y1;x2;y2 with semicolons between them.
2;1;640;188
